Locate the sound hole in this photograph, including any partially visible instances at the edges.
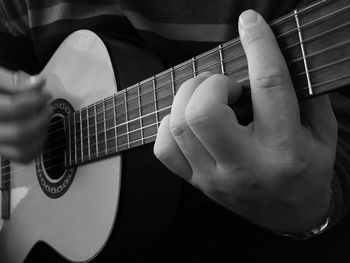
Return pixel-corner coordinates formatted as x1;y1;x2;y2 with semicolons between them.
43;115;66;181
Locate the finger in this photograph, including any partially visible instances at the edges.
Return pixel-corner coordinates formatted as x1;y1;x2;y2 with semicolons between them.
239;10;300;146
0;67;45;93
0;106;51;145
0;91;51;121
170;72;216;185
186;74;250;164
154;115;192;181
0;134;46;163
300;95;337;146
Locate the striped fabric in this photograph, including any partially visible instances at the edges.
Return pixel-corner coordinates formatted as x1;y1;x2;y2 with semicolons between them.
0;0;303;70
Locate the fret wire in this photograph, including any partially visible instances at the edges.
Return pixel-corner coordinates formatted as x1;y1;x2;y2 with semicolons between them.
298;56;350;76
113;94;118;152
94;102;99;158
59;3;350;136
78;29;310;122
75;130;160;160
137;83;144;144
65;45;350;140
60;41;350;141
63;116;68;167
279;3;350;39
124;89;131;149
152;76;159;127
79;110;84;162
290;38;350;64
218;44;225;74
76;113;166;156
87;106;91;160
38;119;160;167
170;67;176;97
62;2;350;127
294;9;313;96
269;0;327;28
301;73;350;90
44;67;350;164
26;3;350;163
192;57;197;77
57;1;349;130
87;121;161;152
282;20;350;52
73;112;77;164
103;99;108;154
78;15;350;124
69;104;172;149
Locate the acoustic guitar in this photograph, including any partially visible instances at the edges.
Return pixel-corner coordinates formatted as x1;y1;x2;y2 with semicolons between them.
1;0;349;262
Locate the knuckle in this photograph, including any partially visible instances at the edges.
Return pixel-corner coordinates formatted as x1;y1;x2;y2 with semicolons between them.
251;67;289;90
169;117;188;137
185;102;213;128
267;149;307;178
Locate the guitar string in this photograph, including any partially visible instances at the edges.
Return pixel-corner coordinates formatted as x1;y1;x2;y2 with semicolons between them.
2;58;349;188
45;32;350;145
44;6;350;137
44;28;350;146
1;69;349;185
2;33;350;176
4;2;348;182
0;134;162;188
2;33;350;175
1;71;350;184
36;58;350;162
32;35;350;160
43;2;349;130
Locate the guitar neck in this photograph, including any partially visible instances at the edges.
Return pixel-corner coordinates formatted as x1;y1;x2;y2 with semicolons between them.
66;0;350;166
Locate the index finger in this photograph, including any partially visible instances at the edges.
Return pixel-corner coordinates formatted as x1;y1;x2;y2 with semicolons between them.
239;10;300;147
186;74;250;164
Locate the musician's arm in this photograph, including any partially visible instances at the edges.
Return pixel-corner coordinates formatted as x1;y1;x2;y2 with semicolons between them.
0;7;52;163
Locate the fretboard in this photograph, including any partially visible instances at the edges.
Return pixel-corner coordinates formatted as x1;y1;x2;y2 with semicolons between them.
66;0;350;166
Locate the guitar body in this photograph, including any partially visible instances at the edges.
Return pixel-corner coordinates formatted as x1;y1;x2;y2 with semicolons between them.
0;30;182;262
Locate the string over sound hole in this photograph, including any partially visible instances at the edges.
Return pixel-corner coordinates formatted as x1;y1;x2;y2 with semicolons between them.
43;116;66;181
35;98;76;198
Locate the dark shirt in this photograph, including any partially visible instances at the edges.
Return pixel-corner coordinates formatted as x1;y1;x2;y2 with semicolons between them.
0;0;350;262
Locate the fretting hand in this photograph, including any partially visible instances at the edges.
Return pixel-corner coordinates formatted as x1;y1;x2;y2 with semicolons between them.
0;68;52;163
154;10;338;233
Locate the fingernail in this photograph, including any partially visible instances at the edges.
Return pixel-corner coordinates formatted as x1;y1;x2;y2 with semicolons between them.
239;10;258;28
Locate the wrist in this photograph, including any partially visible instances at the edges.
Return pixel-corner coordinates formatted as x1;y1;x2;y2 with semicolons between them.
273;188;334;239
